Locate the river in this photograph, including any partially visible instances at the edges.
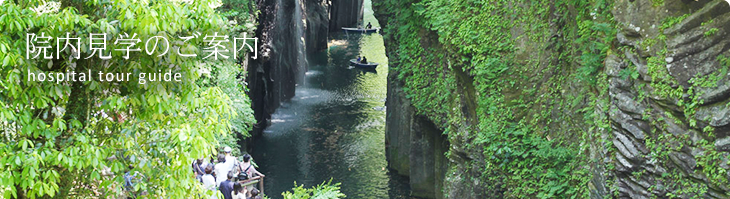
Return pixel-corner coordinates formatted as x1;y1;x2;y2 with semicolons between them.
250;2;412;198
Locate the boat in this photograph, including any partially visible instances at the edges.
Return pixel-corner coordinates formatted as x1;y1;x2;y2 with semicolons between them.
342;27;379;34
350;59;378;69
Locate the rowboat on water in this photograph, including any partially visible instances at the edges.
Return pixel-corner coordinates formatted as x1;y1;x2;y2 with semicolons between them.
349;59;378;69
342;27;379;34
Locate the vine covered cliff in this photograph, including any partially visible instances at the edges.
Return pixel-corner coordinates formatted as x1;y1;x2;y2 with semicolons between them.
374;0;730;198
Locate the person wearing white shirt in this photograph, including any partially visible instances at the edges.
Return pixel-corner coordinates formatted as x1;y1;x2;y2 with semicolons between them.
223;146;237;167
214;154;232;187
201;165;216;191
231;182;247;199
223;147;240;177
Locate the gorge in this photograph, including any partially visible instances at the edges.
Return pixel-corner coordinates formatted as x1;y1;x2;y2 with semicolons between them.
2;0;729;198
246;0;730;198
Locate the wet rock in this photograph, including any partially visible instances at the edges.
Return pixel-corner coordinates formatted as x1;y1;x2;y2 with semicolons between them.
695;103;730;127
668;151;697;173
624;50;651;82
385;72;413;175
329;0;364;31
372;0;730;198
613;132;642;160
618;177;650;199
305;0;330;53
663;115;687;137
605;54;624;77
716;137;730;152
612;91;646;115
385;71;450;199
610;0;730;197
615;152;634;172
249;0;364;137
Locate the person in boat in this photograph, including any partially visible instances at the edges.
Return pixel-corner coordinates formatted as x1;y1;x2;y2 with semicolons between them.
356;56;361;62
361;56;368;64
366;22;372;29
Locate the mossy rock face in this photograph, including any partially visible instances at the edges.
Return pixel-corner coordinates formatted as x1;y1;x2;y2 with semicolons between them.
375;0;730;198
610;0;730;198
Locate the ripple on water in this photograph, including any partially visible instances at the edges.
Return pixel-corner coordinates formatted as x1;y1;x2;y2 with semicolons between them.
251;1;410;197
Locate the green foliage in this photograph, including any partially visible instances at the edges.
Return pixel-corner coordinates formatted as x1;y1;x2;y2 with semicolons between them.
0;0;256;198
218;0;258;35
650;0;664;7
638;14;730;196
379;0;730;197
701;19;714;26
575;19;615;85
377;0;617;197
618;67;640;80
197;61;256;139
281;179;346;199
704;28;719;37
660;14;688;30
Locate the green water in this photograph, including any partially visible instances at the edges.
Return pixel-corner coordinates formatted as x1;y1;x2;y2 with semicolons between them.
250;2;412;198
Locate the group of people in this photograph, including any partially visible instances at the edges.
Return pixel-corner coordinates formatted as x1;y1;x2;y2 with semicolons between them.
192;147;266;199
354;22;375;65
359;22;373;29
356;56;368;64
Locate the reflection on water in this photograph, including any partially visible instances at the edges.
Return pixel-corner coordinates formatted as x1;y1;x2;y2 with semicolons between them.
251;18;412;199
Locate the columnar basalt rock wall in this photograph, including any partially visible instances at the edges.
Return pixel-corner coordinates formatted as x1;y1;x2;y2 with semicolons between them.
329;0;364;32
375;0;730;198
385;72;450;199
248;0;363;137
248;0;301;136
306;0;329;53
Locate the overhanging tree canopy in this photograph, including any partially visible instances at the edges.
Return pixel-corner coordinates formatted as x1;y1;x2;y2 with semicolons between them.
0;0;255;198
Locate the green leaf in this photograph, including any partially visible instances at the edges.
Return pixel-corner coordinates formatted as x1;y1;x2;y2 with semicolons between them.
2;55;9;66
54;86;63;98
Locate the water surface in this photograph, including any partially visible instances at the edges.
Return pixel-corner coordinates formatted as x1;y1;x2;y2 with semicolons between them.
251;8;412;198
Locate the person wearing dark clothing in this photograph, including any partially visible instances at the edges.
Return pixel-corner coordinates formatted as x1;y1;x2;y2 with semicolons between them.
361;56;368;64
192;158;206;182
124;165;138;199
366;22;372;29
248;188;262;199
232;182;247;199
219;171;236;199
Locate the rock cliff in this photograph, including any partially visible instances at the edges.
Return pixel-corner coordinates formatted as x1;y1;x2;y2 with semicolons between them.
385;72;450;199
609;1;730;198
375;0;730;198
329;0;364;31
248;0;364;136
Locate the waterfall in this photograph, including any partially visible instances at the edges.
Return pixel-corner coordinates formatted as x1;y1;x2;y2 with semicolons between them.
294;0;307;85
268;0;308;100
247;0;363;135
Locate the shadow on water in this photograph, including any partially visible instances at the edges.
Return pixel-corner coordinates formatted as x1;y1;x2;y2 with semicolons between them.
251;28;412;199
